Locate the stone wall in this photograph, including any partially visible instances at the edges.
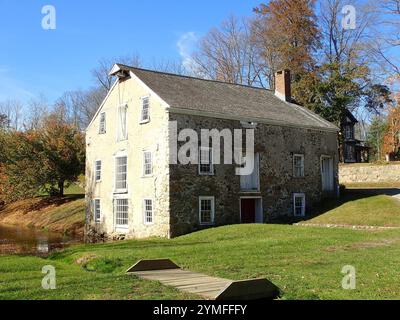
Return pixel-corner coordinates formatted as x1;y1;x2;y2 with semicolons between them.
339;164;400;184
168;112;339;237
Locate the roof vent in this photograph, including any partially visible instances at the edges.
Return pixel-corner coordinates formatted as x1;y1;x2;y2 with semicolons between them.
109;63;131;80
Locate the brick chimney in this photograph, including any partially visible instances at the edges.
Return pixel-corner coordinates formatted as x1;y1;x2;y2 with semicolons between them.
274;69;291;102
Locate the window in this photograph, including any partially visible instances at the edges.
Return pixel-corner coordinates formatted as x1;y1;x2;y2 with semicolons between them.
345;144;355;161
199;196;215;225
95;160;102;182
143;199;153;224
99;112;106;134
293;154;304;178
117;104;128;141
344;125;354;139
199;147;213;175
93;199;101;223
143;151;152;176
115;198;129;227
115;156;127;192
140;97;150;123
293;193;306;217
240;153;260;191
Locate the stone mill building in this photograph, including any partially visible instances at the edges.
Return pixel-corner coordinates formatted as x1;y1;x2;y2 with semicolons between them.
85;64;339;240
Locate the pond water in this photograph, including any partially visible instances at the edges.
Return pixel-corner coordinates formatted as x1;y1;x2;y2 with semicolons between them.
0;225;83;256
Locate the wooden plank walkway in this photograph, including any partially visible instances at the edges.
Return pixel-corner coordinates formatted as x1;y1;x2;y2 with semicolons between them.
134;269;232;299
126;259;280;300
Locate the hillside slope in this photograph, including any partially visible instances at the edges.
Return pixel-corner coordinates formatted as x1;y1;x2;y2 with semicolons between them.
0;195;85;236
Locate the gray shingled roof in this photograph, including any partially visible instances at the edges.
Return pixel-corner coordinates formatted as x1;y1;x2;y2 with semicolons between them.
124;65;338;131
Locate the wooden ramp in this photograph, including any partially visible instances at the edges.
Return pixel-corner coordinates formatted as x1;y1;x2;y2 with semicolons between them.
126;259;280;300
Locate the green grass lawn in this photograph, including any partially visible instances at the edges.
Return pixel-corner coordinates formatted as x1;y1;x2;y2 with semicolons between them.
304;191;400;227
64;183;84;195
1;224;400;300
38;180;85;197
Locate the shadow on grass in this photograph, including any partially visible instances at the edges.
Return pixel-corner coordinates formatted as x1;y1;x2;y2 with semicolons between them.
25;194;84;214
270;188;390;225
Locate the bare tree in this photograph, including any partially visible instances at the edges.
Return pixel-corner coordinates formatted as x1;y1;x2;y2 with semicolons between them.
0;99;23;130
150;58;188;75
191;16;267;87
53;87;105;130
251;17;280;89
366;0;400;79
319;0;376;65
24;94;49;130
91;53;142;92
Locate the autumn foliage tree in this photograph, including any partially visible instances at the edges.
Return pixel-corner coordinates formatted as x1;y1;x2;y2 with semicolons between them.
253;0;321;81
0;113;85;202
38;114;85;196
383;99;400;159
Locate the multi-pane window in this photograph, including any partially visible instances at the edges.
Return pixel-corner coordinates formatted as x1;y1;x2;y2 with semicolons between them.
199;147;213;175
115;156;127;192
199;197;215;225
144;199;153;224
115;198;129;227
95;160;102;182
293;154;304;177
117;104;128;141
293;193;305;217
344;125;354;139
143;151;152;176
140;97;150;123
93;199;101;223
99;112;106;134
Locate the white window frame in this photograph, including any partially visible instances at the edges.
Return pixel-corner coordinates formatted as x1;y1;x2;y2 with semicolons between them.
114;155;128;193
143;198;154;225
114;197;129;230
198;147;214;175
94;160;102;182
293;193;306;217
199;196;215;226
93;198;101;223
293;154;305;178
99;112;106;134
143;151;153;177
140;96;150;124
117;104;128;142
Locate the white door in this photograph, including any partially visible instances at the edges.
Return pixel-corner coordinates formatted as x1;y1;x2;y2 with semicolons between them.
321;157;334;192
240;153;260;191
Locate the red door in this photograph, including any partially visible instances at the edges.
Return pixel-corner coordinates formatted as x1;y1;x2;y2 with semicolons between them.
241;199;256;223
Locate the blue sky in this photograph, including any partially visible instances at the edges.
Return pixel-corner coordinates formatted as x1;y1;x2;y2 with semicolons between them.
0;0;261;103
